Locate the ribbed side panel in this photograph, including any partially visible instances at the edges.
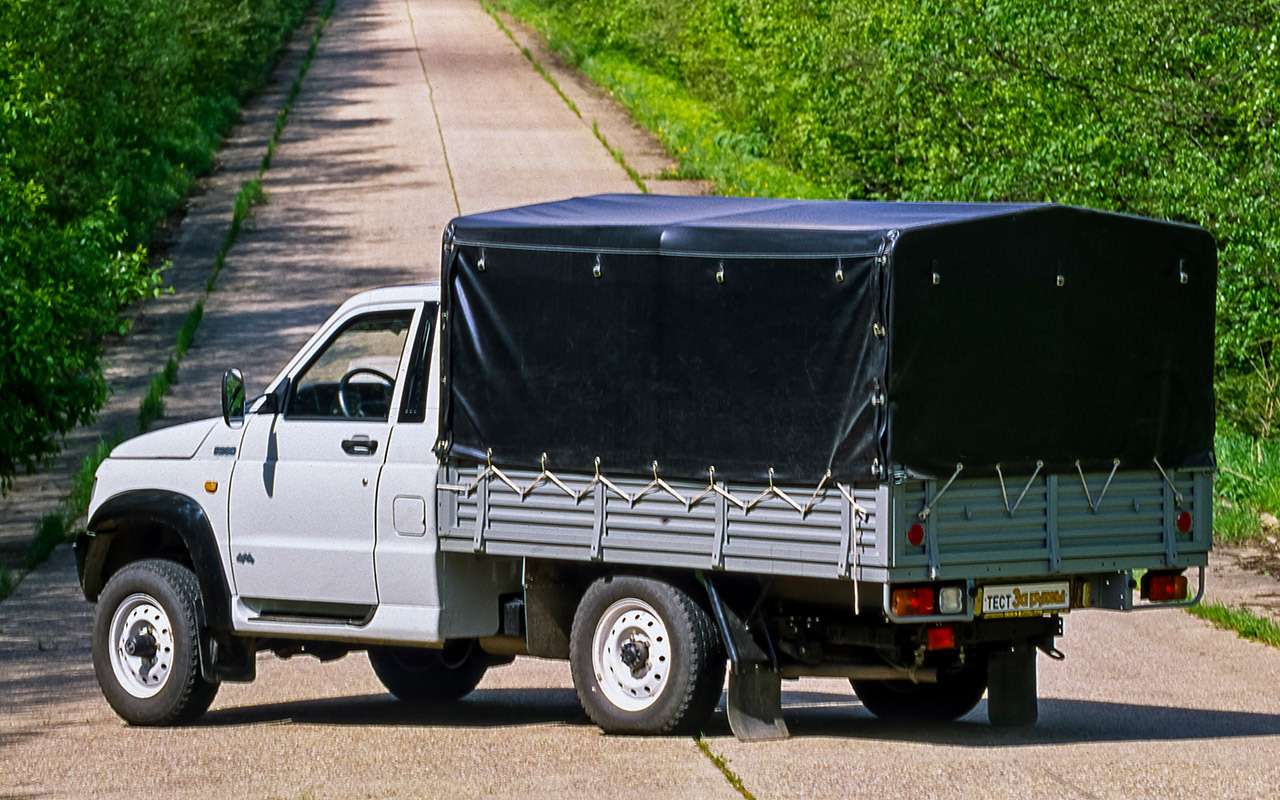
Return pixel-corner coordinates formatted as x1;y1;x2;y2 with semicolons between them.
437;465;884;580
891;469;1209;580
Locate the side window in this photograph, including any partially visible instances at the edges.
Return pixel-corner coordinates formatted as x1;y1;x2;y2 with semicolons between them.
288;311;413;420
398;303;437;423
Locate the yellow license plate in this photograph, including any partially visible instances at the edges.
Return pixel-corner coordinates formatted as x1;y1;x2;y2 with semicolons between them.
979;581;1070;617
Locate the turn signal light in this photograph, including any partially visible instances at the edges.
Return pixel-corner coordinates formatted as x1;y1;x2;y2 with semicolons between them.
891;586;936;617
1175;510;1193;534
906;523;926;547
926;625;956;651
1141;572;1188;602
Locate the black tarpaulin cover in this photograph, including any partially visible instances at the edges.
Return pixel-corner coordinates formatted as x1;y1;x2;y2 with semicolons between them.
438;194;1216;483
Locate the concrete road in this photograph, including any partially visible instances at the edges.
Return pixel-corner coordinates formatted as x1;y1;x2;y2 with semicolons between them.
4;548;1280;799
3;0;1279;797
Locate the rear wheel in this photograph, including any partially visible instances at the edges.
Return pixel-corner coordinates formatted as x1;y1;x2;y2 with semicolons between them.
852;657;986;722
92;559;219;725
570;575;724;735
368;641;488;703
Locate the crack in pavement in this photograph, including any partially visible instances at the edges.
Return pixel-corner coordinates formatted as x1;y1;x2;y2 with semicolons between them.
404;0;461;216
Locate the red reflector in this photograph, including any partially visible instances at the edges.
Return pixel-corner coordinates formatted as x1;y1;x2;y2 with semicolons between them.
907;523;926;547
926;626;956;651
891;586;936;617
1175;510;1193;534
1141;572;1188;602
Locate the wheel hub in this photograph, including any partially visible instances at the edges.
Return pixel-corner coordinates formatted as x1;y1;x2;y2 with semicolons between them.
591;598;673;712
618;639;649;674
124;632;158;659
108;593;175;699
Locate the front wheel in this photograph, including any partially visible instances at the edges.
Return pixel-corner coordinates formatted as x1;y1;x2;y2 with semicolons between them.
852;657;987;722
91;559;220;725
570;575;725;735
368;641;489;703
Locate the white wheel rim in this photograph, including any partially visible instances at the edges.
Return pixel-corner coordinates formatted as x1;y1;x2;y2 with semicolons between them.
591;598;672;712
108;593;175;698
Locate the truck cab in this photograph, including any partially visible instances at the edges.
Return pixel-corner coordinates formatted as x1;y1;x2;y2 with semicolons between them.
79;284;524;724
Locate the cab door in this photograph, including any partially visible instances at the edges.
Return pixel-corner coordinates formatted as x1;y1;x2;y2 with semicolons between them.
229;305;419;614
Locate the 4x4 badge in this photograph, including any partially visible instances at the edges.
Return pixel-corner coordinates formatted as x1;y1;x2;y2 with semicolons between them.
235;552;255;565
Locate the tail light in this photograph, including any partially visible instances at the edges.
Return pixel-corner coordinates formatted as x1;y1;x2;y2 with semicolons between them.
926;625;956;650
1175;510;1193;534
1141;571;1188;602
891;586;936;617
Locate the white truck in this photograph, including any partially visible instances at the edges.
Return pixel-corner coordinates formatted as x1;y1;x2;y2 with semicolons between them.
76;195;1216;740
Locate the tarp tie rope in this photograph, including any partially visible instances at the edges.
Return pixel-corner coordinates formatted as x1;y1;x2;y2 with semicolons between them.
996;460;1044;516
1152;457;1185;508
440;457;869;520
916;462;964;521
1075;458;1121;513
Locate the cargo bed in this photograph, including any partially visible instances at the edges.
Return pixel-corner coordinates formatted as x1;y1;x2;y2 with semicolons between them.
437;462;1210;592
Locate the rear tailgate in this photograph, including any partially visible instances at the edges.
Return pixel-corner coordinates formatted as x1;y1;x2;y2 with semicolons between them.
887;468;1211;582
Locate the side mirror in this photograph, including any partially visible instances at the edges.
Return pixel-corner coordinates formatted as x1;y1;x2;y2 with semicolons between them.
221;368;246;429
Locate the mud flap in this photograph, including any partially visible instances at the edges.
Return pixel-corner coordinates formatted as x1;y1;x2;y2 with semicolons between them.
988;642;1038;727
726;665;789;742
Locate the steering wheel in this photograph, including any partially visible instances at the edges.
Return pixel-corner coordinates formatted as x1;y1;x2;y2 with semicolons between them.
337;367;395;418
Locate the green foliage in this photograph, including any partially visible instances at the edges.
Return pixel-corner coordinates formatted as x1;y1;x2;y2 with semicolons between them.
499;0;1280;437
26;512;68;570
1188;602;1280;649
67;437;119;519
0;568;13;601
229;179;267;241
1215;426;1280;542
176;302;205;359
0;0;310;490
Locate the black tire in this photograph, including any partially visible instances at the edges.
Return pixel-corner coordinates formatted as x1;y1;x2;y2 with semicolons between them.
368;641;488;703
987;643;1038;727
852;657;987;723
569;575;725;735
92;559;219;726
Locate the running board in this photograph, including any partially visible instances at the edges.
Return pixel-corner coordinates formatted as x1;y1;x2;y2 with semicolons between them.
242;598;375;626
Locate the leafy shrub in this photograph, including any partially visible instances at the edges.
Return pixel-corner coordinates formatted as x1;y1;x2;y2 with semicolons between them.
0;0;309;489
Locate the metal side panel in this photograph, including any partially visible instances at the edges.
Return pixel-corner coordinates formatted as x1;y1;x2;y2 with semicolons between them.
436;464;886;581
885;468;1210;582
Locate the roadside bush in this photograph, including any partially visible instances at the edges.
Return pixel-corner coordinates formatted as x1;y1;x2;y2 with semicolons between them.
502;0;1280;438
0;0;309;490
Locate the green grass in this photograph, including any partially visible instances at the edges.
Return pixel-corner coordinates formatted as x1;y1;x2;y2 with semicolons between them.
176;301;204;358
26;513;68;570
0;568;14;601
1213;427;1280;544
1188;602;1280;649
694;737;756;800
67;437;119;519
592;120;647;193
494;0;826;200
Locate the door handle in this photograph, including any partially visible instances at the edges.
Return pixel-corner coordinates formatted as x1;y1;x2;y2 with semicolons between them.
341;435;379;456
